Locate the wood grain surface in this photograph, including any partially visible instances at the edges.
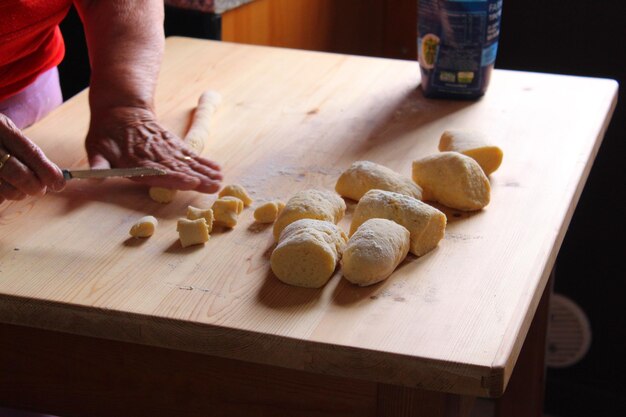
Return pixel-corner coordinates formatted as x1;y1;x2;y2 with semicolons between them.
0;37;617;397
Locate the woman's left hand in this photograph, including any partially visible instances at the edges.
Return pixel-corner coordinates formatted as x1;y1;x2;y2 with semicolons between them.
85;106;222;193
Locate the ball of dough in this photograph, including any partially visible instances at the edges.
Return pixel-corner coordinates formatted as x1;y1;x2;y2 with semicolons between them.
412;152;490;211
335;160;423;201
351;189;446;257
254;200;286;223
176;218;209;247
273;189;346;241
212;197;244;228
186;206;214;233
149;187;176;204
271;219;348;288
342;218;410;286
438;129;503;176
218;184;253;207
129;216;158;238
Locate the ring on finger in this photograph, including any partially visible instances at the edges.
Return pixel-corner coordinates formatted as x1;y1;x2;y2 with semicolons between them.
0;152;11;171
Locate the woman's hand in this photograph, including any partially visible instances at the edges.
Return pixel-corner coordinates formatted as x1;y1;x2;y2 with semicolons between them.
0;113;66;204
85;106;222;193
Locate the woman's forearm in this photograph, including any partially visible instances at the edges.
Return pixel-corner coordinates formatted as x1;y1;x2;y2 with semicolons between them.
73;0;164;117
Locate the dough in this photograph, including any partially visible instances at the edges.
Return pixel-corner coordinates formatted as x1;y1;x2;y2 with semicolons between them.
253;200;285;223
149;187;176;204
342;218;410;286
270;219;348;288
335;160;423;201
212;196;244;228
218;184;253;207
438;129;503;176
412;152;490;211
176;218;209;247
273;189;346;241
351;189;446;257
148;90;221;203
129;215;158;238
186;206;214;233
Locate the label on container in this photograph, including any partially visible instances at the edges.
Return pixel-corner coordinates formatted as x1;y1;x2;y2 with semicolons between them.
418;0;503;98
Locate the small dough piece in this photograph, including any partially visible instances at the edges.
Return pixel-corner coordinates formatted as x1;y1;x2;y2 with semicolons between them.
335;160;423;201
212;196;244;228
148;90;221;203
129;215;158;238
343;218;410;286
271;219;348;288
273;189;346;241
254;200;286;223
351;189;446;257
218;184;253;207
149;187;177;204
176;218;209;247
186;206;214;233
412;152;490;211
438;129;503;175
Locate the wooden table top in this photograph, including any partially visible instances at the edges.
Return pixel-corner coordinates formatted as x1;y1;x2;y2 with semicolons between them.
0;37;617;397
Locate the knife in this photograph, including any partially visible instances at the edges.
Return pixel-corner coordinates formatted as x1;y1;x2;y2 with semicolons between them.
62;167;167;180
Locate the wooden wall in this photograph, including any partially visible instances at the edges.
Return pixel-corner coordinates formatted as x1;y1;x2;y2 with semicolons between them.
221;0;417;60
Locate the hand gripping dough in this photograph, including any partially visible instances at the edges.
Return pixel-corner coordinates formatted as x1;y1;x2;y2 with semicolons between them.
438;129;503;176
273;189;346;241
350;189;446;257
412;152;490;211
254;200;285;223
218;184;253;206
335;160;423;201
149;90;221;203
176;218;209;247
271;219;348;288
186;206;214;233
342;218;410;286
212;196;244;228
129;216;158;238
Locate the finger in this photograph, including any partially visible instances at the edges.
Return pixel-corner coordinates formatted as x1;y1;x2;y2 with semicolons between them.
88;153;112;170
183;152;222;172
0;114;65;191
0;153;47;196
130;161;201;190
0;180;27;201
186;159;223;181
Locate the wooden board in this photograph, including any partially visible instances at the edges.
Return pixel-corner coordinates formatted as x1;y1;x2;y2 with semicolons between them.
0;38;617;397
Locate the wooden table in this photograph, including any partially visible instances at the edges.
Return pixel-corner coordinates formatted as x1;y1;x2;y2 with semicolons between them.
0;38;617;417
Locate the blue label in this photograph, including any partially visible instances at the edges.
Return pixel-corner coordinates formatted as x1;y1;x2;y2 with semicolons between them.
418;0;503;97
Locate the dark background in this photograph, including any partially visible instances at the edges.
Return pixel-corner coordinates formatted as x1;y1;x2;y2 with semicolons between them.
58;2;625;416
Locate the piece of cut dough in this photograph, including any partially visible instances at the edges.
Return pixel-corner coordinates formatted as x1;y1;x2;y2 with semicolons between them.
149;187;176;204
351;189;446;257
335;160;423;201
176;218;209;247
212;196;244;228
273;189;346;241
148;90;221;203
218;184;253;207
412;152;490;211
438;129;503;175
342;218;410;286
271;219;348;288
186;206;214;233
254;200;285;223
129;215;158;238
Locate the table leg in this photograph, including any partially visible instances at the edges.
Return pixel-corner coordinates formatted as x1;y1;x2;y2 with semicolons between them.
495;271;554;417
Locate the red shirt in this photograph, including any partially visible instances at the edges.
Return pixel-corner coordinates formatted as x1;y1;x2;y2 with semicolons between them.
0;0;73;101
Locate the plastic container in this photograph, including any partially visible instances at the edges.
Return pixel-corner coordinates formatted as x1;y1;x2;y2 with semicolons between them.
418;0;503;99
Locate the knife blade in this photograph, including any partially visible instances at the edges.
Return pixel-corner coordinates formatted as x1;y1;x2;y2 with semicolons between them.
62;167;167;180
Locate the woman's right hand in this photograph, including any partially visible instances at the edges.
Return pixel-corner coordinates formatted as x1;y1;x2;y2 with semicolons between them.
0;113;66;204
